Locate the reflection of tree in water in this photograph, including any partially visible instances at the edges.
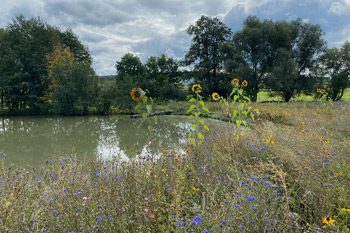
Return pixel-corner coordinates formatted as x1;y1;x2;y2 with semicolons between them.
113;116;192;157
0;116;101;167
0;115;193;167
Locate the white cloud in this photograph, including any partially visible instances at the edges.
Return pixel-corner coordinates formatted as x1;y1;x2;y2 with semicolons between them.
328;2;346;15
1;0;350;75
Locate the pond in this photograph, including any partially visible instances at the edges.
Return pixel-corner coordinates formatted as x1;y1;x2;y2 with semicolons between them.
0;115;197;168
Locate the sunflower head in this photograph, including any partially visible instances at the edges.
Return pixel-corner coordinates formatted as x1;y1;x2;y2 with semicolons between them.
242;80;248;87
192;84;202;94
232;78;239;84
212;92;219;101
316;88;320;92
322;89;326;93
130;87;143;101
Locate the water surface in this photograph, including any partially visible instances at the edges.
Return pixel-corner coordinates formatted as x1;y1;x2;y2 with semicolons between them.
0;115;193;167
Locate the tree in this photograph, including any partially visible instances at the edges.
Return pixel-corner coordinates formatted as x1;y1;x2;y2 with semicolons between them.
184;15;231;95
222;16;292;101
45;45;97;115
96;79;117;114
145;54;183;100
3;15;60;112
266;19;326;101
116;53;144;77
0;28;8;109
115;53;145;111
318;41;350;101
223;16;326;102
1;15;94;113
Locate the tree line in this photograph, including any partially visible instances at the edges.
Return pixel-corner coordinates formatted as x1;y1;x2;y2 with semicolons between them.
0;15;349;115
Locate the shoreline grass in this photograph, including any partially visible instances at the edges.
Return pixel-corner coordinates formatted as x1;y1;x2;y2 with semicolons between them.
1;102;350;232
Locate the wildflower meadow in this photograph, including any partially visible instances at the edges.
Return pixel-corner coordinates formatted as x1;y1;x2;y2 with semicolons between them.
0;82;350;232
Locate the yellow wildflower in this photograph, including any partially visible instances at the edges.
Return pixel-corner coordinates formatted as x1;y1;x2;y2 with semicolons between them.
212;92;219;101
322;217;335;226
191;84;202;93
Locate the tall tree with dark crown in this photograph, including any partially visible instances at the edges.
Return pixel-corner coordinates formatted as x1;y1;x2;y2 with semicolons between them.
184;15;231;95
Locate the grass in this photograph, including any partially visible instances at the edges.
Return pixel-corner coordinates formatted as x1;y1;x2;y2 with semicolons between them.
1;100;350;232
257;88;350;102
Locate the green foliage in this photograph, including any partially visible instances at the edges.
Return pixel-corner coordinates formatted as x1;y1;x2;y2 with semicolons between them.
96;79;117;114
116;53;144;77
115;74;138;111
318;41;350;101
223;16;326;102
184;15;232;95
316;88;332;111
44;45;98;115
145;54;183;100
0;15;96;114
187;84;210;145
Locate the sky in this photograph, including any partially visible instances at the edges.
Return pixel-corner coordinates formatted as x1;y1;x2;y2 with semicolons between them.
1;0;350;75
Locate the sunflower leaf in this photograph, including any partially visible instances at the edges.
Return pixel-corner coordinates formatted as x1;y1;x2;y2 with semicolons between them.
202;106;209;112
187;104;197;112
197;132;204;140
142;112;148;120
135;102;142;110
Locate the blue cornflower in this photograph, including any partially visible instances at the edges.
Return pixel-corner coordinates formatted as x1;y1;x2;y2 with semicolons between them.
94;225;99;229
266;181;271;186
52;209;57;213
2;154;6;158
240;225;246;229
195;216;202;224
97;218;102;222
247;197;256;201
176;221;184;226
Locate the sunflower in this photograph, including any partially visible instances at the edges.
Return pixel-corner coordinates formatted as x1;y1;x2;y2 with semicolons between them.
212;92;219;101
322;89;326;93
322;217;335;226
130;87;143;101
242;80;248;87
325;140;330;144
192;84;202;94
316;88;320;92
232;78;239;84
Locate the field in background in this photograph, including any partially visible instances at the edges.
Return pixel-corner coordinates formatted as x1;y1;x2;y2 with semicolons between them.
257;88;350;102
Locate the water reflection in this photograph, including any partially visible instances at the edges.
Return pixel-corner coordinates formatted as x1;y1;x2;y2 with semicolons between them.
0;115;192;167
